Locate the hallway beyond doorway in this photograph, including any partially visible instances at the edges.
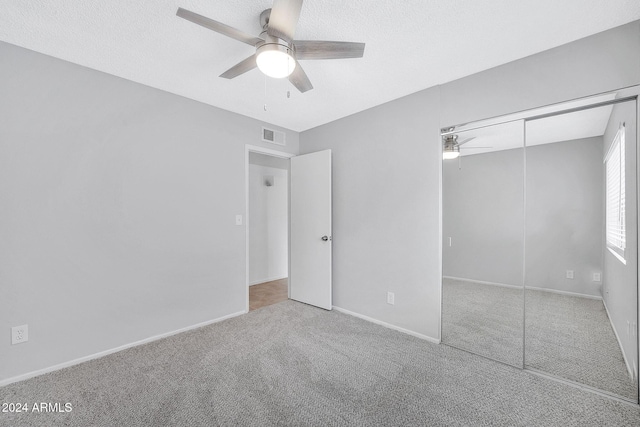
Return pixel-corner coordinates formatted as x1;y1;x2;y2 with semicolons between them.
249;279;288;311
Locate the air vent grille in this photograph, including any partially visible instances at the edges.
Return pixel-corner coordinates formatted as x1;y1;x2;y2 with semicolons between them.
262;127;286;146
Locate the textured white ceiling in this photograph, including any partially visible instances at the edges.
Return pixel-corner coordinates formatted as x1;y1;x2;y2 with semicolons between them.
1;1;639;132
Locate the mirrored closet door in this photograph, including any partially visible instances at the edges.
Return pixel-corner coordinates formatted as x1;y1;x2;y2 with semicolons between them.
525;99;638;401
441;120;525;368
441;89;639;403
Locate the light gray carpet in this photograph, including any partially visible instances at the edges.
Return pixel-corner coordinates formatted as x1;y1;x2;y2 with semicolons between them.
442;278;638;401
442;278;524;367
2;300;640;426
526;290;639;400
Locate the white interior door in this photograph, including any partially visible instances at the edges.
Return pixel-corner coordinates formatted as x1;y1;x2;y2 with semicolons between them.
290;149;332;310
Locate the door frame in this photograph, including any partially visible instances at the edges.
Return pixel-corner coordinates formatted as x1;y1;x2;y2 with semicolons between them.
245;144;295;313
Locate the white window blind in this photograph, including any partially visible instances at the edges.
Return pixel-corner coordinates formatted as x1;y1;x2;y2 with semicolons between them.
605;124;626;259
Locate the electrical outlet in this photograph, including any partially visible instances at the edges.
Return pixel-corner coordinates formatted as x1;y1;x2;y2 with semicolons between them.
387;292;395;305
11;325;28;345
566;270;574;279
593;273;601;282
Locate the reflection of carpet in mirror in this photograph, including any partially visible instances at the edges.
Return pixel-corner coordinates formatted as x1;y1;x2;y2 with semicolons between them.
526;289;638;400
442;278;638;401
442;278;524;367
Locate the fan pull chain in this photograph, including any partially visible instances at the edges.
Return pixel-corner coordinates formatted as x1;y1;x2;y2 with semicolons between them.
264;75;267;111
284;53;292;99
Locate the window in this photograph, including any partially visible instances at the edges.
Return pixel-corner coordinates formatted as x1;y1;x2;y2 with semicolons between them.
605;124;626;261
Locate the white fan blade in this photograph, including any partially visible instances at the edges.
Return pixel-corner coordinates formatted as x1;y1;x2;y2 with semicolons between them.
267;0;303;42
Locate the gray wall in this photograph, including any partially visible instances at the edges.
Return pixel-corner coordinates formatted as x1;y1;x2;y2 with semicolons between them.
300;87;443;339
0;41;299;382
525;137;604;296
602;100;638;375
443;147;525;286
438;21;640;127
300;21;640;341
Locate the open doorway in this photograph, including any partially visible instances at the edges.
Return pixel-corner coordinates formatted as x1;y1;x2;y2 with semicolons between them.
246;148;291;311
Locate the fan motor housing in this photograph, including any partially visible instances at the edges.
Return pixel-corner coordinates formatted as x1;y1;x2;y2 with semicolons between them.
260;8;272;29
256;34;295;57
258;9;294;55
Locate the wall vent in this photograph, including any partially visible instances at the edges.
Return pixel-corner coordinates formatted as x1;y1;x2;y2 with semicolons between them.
262;127;286;146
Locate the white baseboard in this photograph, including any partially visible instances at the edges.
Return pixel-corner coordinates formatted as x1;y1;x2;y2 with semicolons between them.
249;275;288;286
525;285;602;300
444;276;602;300
443;276;521;290
0;310;246;388
602;299;634;379
332;306;440;344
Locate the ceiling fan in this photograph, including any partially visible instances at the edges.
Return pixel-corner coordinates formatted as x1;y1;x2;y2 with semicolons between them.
442;135;492;160
176;0;366;93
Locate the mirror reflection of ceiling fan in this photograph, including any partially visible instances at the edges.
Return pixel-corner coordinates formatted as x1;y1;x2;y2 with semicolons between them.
442;135;492;160
176;0;366;93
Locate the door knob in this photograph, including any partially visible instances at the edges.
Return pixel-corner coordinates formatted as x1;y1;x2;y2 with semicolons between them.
321;235;331;241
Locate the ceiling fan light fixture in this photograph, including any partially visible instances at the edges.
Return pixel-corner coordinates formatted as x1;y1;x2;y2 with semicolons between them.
443;141;460;160
443;150;460;160
256;43;296;78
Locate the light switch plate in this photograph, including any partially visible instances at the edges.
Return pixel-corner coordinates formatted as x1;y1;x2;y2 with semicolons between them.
235;215;243;226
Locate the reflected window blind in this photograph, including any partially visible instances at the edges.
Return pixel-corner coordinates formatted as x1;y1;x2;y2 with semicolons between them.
605;124;626;256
